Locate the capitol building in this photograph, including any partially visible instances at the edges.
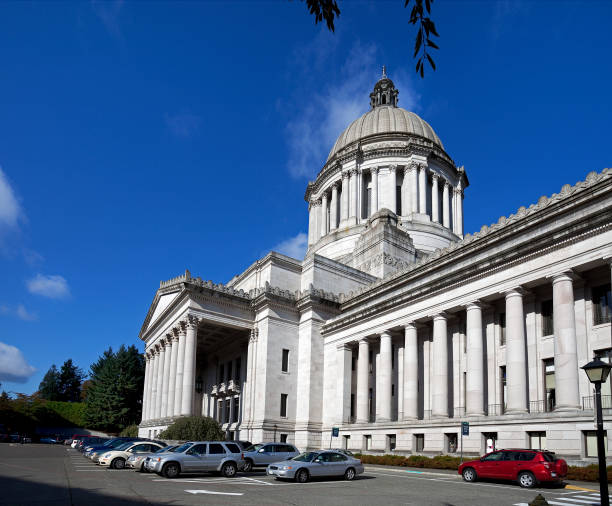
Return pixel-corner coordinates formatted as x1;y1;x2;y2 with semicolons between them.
138;70;612;463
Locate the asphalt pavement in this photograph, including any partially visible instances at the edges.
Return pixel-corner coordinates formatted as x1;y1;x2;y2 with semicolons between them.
0;444;609;506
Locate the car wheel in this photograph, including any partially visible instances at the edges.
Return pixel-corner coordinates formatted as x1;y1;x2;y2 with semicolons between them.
221;462;237;478
243;459;253;472
295;469;309;483
518;471;536;488
344;467;356;481
462;467;477;483
111;458;125;470
162;462;180;479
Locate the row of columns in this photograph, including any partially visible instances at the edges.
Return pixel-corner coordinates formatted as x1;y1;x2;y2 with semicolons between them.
142;315;199;422
336;272;580;423
308;162;464;246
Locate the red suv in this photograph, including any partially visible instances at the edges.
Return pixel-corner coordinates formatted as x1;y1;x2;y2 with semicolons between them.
458;449;567;488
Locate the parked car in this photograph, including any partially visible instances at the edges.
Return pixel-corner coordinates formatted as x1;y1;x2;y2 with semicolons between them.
85;437;143;462
98;441;166;470
76;436;108;451
127;445;179;472
39;437;58;444
229;440;252;451
148;441;245;479
458;449;568;488
266;450;364;483
242;443;300;472
330;448;354;456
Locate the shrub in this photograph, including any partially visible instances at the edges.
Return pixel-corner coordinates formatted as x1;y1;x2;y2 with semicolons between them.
119;424;139;437
158;416;224;441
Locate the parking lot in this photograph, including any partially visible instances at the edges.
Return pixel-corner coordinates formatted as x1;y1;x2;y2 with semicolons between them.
0;444;610;506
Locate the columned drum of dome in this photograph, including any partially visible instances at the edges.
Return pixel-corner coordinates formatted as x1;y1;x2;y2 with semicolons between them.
304;69;468;278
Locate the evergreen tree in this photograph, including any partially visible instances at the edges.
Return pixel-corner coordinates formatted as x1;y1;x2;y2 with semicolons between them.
85;345;145;432
58;359;86;402
38;365;61;401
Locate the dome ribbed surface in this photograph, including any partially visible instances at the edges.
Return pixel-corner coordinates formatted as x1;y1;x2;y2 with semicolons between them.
327;106;443;162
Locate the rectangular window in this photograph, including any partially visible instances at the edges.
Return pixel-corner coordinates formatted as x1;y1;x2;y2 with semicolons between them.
235;357;241;381
544;358;555;411
541;300;554;336
499;313;506;345
280;434;288;443
282;349;289;373
350;394;355;419
593;284;612;325
483;432;497;453
585;430;608;458
445;433;458;453
343;435;350;450
217;400;223;423
227;361;232;382
500;366;507;413
233;397;239;423
529;431;547;450
364;435;372;450
225;399;231;423
415;434;425;452
387;434;396;452
280;393;288;418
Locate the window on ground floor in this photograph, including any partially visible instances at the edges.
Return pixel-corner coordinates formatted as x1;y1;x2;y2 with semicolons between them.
225;399;231;423
280;434;287;443
544;358;556;412
529;431;547;450
445;433;458;453
282;349;289;373
541;299;554;336
233;397;239;423
483;432;497;453
593;283;612;325
584;430;608;458
499;313;506;346
364;435;372;450
217;400;223;423
414;433;424;452
387;434;396;452
343;435;350;449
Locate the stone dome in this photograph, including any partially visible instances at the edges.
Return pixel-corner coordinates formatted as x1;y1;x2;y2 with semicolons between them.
327;67;443;162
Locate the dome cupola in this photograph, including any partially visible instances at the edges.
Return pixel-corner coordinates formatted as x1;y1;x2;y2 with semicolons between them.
369;66;399;108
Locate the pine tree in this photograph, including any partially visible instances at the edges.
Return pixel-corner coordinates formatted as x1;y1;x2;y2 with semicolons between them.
58;359;86;402
85;345;145;432
38;365;61;401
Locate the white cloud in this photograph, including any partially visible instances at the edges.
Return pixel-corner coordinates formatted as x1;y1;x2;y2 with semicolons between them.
0;342;36;383
285;39;419;179
16;305;37;321
26;274;70;299
0;167;22;229
272;232;308;260
165;112;202;138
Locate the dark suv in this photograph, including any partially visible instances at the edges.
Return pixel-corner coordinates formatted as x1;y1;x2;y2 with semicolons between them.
458;449;568;488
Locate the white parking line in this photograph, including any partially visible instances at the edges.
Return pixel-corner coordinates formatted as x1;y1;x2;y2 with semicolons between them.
185;490;244;496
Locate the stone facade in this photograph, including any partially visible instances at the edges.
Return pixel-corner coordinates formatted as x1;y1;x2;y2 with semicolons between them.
138;71;612;464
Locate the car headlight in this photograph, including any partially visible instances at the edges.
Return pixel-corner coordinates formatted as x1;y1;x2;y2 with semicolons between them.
280;465;292;470
103;453;112;459
127;456;135;461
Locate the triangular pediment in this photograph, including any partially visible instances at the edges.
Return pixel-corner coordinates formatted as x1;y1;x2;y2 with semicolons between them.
140;289;182;337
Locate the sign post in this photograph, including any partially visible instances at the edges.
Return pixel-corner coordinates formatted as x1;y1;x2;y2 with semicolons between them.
461;422;469;464
330;427;339;449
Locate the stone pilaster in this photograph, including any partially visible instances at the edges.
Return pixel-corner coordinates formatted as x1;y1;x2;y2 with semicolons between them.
410;162;418;214
321;192;328;238
330;183;338;230
505;289;528;414
388;165;397;215
167;329;179;417
371;167;379;216
403;323;418;420
379;332;393;421
341;171;350;225
432;314;448;418
160;336;171;418
418;163;427;214
431;172;439;223
336;344;353;424
356;338;370;423
466;302;485;416
173;324;187;416
442;181;450;228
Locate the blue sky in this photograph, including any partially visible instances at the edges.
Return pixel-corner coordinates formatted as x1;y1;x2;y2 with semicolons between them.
0;1;610;395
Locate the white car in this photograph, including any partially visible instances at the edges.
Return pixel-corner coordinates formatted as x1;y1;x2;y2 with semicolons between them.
98;441;166;470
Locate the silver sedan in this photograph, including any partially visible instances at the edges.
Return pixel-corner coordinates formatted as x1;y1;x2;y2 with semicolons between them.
266;450;364;483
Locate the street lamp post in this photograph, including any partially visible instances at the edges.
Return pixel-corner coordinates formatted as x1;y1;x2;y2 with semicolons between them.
582;357;612;506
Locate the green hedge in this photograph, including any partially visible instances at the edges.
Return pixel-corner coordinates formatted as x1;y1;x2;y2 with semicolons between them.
119;424;139;437
158;416;224;441
44;401;86;427
355;453;612;482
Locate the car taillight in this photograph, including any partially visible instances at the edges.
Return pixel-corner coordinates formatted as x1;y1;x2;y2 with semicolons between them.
241;453;244;459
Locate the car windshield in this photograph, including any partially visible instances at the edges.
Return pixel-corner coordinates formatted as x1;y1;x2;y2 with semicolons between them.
115;442;133;451
542;452;556;462
108;439;129;448
291;452;319;462
153;445;174;454
245;444;264;452
173;443;192;453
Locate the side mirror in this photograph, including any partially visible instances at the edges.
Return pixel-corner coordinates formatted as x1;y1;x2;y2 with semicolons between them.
314;457;322;463
186;449;194;455
258;448;265;453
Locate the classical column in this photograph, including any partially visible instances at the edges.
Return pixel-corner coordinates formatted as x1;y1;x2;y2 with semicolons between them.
167;330;179;417
181;316;199;416
442;181;450;228
397;346;404;421
505;289;528;413
456;188;464;235
356;338;370;423
403;323;418;420
321;192;328;238
371;167;379;215
432;314;448;418
431;173;439;223
142;353;151;421
466;303;485;416
330;183;338;230
307;202;315;246
150;348;160;420
341;171;349;224
402;166;411;216
452;188;458;233
173;325;187;416
418;163;427;214
379;332;393;421
552;272;580;411
350;169;358;222
161;336;172;418
388;165;397;215
410;163;418;213
336;344;353;423
154;343;165;419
